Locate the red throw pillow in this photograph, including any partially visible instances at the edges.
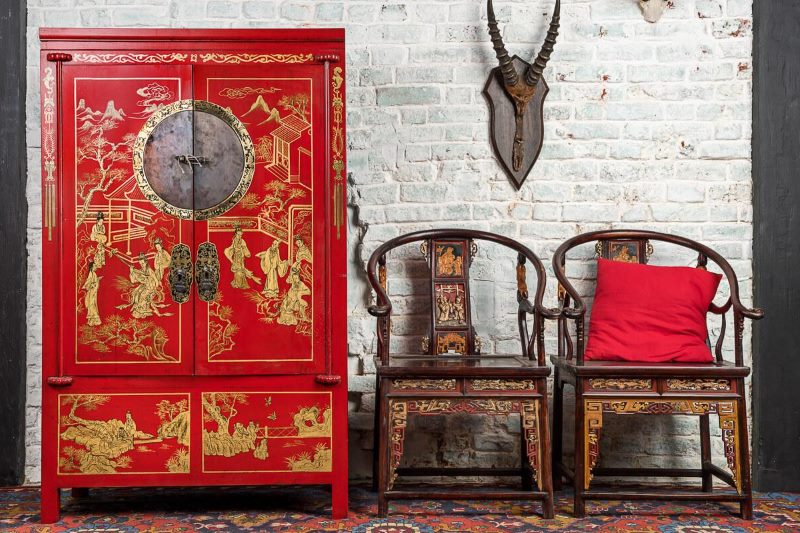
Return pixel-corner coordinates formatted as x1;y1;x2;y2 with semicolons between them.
584;258;722;363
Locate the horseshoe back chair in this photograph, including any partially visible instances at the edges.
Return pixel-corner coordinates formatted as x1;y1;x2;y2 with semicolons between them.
551;229;764;519
367;229;555;518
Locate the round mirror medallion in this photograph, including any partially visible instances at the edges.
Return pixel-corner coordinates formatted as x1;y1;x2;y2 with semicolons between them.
133;99;255;220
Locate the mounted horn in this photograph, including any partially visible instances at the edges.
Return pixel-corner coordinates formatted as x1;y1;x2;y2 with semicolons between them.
525;0;560;87
483;0;560;189
487;0;519;87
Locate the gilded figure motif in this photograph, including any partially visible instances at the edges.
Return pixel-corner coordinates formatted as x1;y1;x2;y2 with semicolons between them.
224;226;261;289
202;393;270;460
277;266;311;326
435;284;467;326
90;212;108;269
82;262;102;326
436;244;464;277
117;253;168;319
256;241;287;298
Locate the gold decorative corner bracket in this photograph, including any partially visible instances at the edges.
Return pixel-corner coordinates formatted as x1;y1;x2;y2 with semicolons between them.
583;399;741;493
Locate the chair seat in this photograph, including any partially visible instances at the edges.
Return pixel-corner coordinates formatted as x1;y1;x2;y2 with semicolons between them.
551;355;749;378
376;354;551;378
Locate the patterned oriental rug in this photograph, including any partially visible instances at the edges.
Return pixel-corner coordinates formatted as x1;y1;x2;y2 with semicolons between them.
1;485;799;532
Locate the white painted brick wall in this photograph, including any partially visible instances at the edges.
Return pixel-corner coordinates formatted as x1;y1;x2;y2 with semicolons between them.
24;0;754;484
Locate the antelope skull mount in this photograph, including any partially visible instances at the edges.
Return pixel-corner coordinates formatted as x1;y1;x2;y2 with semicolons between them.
483;0;560;190
639;0;669;23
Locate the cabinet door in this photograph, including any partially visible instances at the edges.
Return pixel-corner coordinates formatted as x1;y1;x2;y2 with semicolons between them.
191;65;328;375
61;65;194;376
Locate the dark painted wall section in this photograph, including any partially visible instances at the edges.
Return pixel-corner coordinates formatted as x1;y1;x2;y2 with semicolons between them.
753;0;800;492
0;0;28;486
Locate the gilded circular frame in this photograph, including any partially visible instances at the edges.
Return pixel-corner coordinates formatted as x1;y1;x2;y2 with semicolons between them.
133;99;255;221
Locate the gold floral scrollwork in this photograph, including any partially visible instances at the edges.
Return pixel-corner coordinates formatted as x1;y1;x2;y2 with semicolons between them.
330;66;345;239
199;53;315;64
470;241;478;260
419;240;429;258
378;264;387;291
520;400;541;489
646;241;654;259
73;53;190;64
516;262;528;299
42;66;56;240
420;335;430;353
594;241;603;257
392;379;456;391
588;379;652;391
471;379;535;391
666;379;731;391
388;400;408;490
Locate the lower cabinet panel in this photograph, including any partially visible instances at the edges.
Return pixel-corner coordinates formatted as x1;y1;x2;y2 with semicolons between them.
57;392;191;476
201;391;332;474
55;389;334;478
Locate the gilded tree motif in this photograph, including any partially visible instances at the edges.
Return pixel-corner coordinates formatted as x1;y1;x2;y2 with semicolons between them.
59;395;144;474
202;393;270;460
208;295;239;358
75;101;135;226
78;314;175;362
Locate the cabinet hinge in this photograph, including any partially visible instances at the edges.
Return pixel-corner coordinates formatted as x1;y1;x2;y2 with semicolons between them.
46;53;72;62
47;376;74;387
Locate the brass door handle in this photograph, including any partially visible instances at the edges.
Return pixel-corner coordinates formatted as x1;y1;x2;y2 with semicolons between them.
195;242;220;302
169;244;193;304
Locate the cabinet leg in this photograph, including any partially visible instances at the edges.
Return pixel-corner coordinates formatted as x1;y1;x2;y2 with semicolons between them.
331;480;348;519
40;485;60;524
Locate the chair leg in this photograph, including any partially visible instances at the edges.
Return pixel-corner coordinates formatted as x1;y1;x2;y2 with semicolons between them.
737;394;753;520
537;393;555;519
552;369;564;491
377;393;389;517
520;428;533;491
700;413;713;492
372;377;382;492
573;386;586;518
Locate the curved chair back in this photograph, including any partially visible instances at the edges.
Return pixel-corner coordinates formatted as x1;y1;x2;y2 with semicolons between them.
552;229;763;365
366;229;552;366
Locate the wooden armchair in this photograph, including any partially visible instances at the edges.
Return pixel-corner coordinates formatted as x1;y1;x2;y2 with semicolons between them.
551;230;764;519
367;229;555;518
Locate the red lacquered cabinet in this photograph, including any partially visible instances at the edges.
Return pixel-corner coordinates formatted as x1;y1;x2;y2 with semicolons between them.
39;29;347;522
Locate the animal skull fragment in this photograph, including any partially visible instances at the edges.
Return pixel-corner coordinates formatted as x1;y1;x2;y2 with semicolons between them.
639;0;669;23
